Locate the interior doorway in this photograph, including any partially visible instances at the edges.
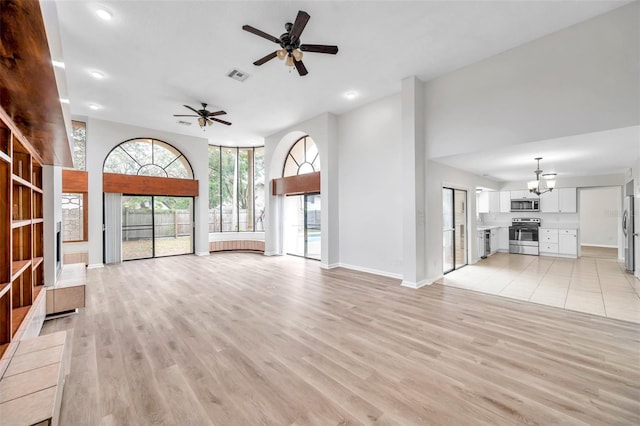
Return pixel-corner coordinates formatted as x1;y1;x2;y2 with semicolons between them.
578;186;621;260
284;193;321;260
443;187;467;274
121;195;194;261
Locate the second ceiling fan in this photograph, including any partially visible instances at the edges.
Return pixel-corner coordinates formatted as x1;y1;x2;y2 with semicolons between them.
243;10;339;76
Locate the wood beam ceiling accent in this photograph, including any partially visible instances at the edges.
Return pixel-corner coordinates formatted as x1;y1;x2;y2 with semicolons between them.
62;169;88;193
0;0;72;166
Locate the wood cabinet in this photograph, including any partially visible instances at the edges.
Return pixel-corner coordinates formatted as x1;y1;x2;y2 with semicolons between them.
0;117;45;361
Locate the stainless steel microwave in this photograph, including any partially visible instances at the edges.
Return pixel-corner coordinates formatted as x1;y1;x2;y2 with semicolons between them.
510;198;539;212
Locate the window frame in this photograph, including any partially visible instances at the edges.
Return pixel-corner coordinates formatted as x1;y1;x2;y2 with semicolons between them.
103;138;194;179
61;191;88;242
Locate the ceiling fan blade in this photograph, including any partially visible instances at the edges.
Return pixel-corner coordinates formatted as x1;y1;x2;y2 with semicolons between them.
173;114;199;117
184;105;201;115
211;117;232;126
293;58;308;76
300;44;339;54
242;25;280;44
206;110;227;117
289;10;310;41
253;51;278;66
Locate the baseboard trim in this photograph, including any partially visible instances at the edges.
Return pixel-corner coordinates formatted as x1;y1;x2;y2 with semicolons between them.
336;263;403;280
195;251;210;256
263;251;281;256
87;263;104;269
581;244;618;249
321;263;340;270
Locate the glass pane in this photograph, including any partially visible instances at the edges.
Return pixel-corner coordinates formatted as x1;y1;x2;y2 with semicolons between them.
289;139;306;165
238;148;252;232
221;147;237;231
305;194;321;260
454;189;467;267
104;146;140;175
71;121;86;170
122;196;153;260
283;154;299;177
298;162;314;175
254;147;265;231
284;195;305;256
208;146;221;232
153;141;180;168
62;193;83;241
165;158;191;178
305;138;318;166
138;164;167;177
442;188;453;230
154;196;193;257
121;139;153;167
443;230;454;273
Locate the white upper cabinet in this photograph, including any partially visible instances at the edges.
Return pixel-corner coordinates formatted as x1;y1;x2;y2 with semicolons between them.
499;191;511;213
558;188;577;213
477;191;489;213
540;190;559;213
539;187;577;213
489;191;500;213
511;190;539;200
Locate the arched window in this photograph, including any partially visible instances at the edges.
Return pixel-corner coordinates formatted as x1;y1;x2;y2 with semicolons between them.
103;138;193;179
282;136;320;177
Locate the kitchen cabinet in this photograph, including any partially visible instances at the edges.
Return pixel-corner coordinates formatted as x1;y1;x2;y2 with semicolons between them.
490;228;498;254
498;227;509;251
558;188;577;213
539;228;577;258
477;191;489;213
559;229;578;256
511;190;539;200
540;187;576;213
477;230;485;259
489;192;500;213
499;191;511;213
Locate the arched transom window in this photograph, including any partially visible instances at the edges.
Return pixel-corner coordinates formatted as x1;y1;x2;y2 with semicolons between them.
103;138;193;179
282;136;320;177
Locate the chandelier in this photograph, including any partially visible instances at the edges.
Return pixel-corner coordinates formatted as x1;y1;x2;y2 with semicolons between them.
527;157;557;196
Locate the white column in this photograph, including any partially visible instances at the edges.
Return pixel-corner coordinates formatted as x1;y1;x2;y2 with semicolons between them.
43;165;62;286
401;76;427;288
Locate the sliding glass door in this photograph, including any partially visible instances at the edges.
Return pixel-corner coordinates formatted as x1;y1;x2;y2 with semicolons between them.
284;193;321;260
443;188;467;274
121;195;193;261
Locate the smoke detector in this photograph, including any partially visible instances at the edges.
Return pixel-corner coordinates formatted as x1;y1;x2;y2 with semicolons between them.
227;68;249;82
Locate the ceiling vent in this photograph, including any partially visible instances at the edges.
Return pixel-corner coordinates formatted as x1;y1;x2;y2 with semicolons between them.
177;120;192;126
227;68;249;82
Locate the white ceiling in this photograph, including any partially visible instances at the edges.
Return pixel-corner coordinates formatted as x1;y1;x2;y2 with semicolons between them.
53;0;634;178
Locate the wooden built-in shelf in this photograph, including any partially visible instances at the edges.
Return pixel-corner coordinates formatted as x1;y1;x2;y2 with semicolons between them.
11;219;31;229
32;218;44;224
0;343;8;358
0;151;10;164
11;260;31;281
0;283;10;299
33;285;43;300
11;306;31;337
12;174;31;188
31;186;42;194
32;257;43;269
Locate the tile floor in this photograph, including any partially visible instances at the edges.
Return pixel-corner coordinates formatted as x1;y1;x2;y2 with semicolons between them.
437;252;640;323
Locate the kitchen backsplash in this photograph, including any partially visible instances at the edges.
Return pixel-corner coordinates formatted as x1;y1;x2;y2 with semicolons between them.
479;212;580;228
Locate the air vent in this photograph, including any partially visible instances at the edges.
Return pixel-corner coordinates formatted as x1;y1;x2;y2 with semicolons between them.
227;68;249;82
177;120;192;126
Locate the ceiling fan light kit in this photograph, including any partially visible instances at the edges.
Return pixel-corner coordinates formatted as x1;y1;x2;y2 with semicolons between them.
173;103;232;130
527;157;557;196
243;10;339;76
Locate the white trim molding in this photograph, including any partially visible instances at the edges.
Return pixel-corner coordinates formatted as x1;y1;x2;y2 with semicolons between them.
87;263;104;269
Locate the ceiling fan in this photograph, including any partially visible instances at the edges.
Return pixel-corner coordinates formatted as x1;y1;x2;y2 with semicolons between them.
173;103;232;129
243;10;339;76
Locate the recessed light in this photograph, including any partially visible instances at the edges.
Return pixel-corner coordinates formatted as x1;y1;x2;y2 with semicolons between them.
96;8;112;21
89;104;100;110
90;70;105;79
52;60;65;69
344;90;359;100
59;98;70;104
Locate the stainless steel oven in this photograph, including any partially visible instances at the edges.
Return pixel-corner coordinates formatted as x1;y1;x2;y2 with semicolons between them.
509;218;541;255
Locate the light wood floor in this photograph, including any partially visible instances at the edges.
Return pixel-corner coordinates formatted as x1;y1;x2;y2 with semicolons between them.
42;253;639;425
439;252;640;323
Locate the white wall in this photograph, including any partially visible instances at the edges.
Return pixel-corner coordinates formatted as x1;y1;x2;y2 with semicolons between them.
337;94;404;278
424;2;639;159
579;187;621;247
264;113;339;269
43;165;62;285
85;118;209;266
